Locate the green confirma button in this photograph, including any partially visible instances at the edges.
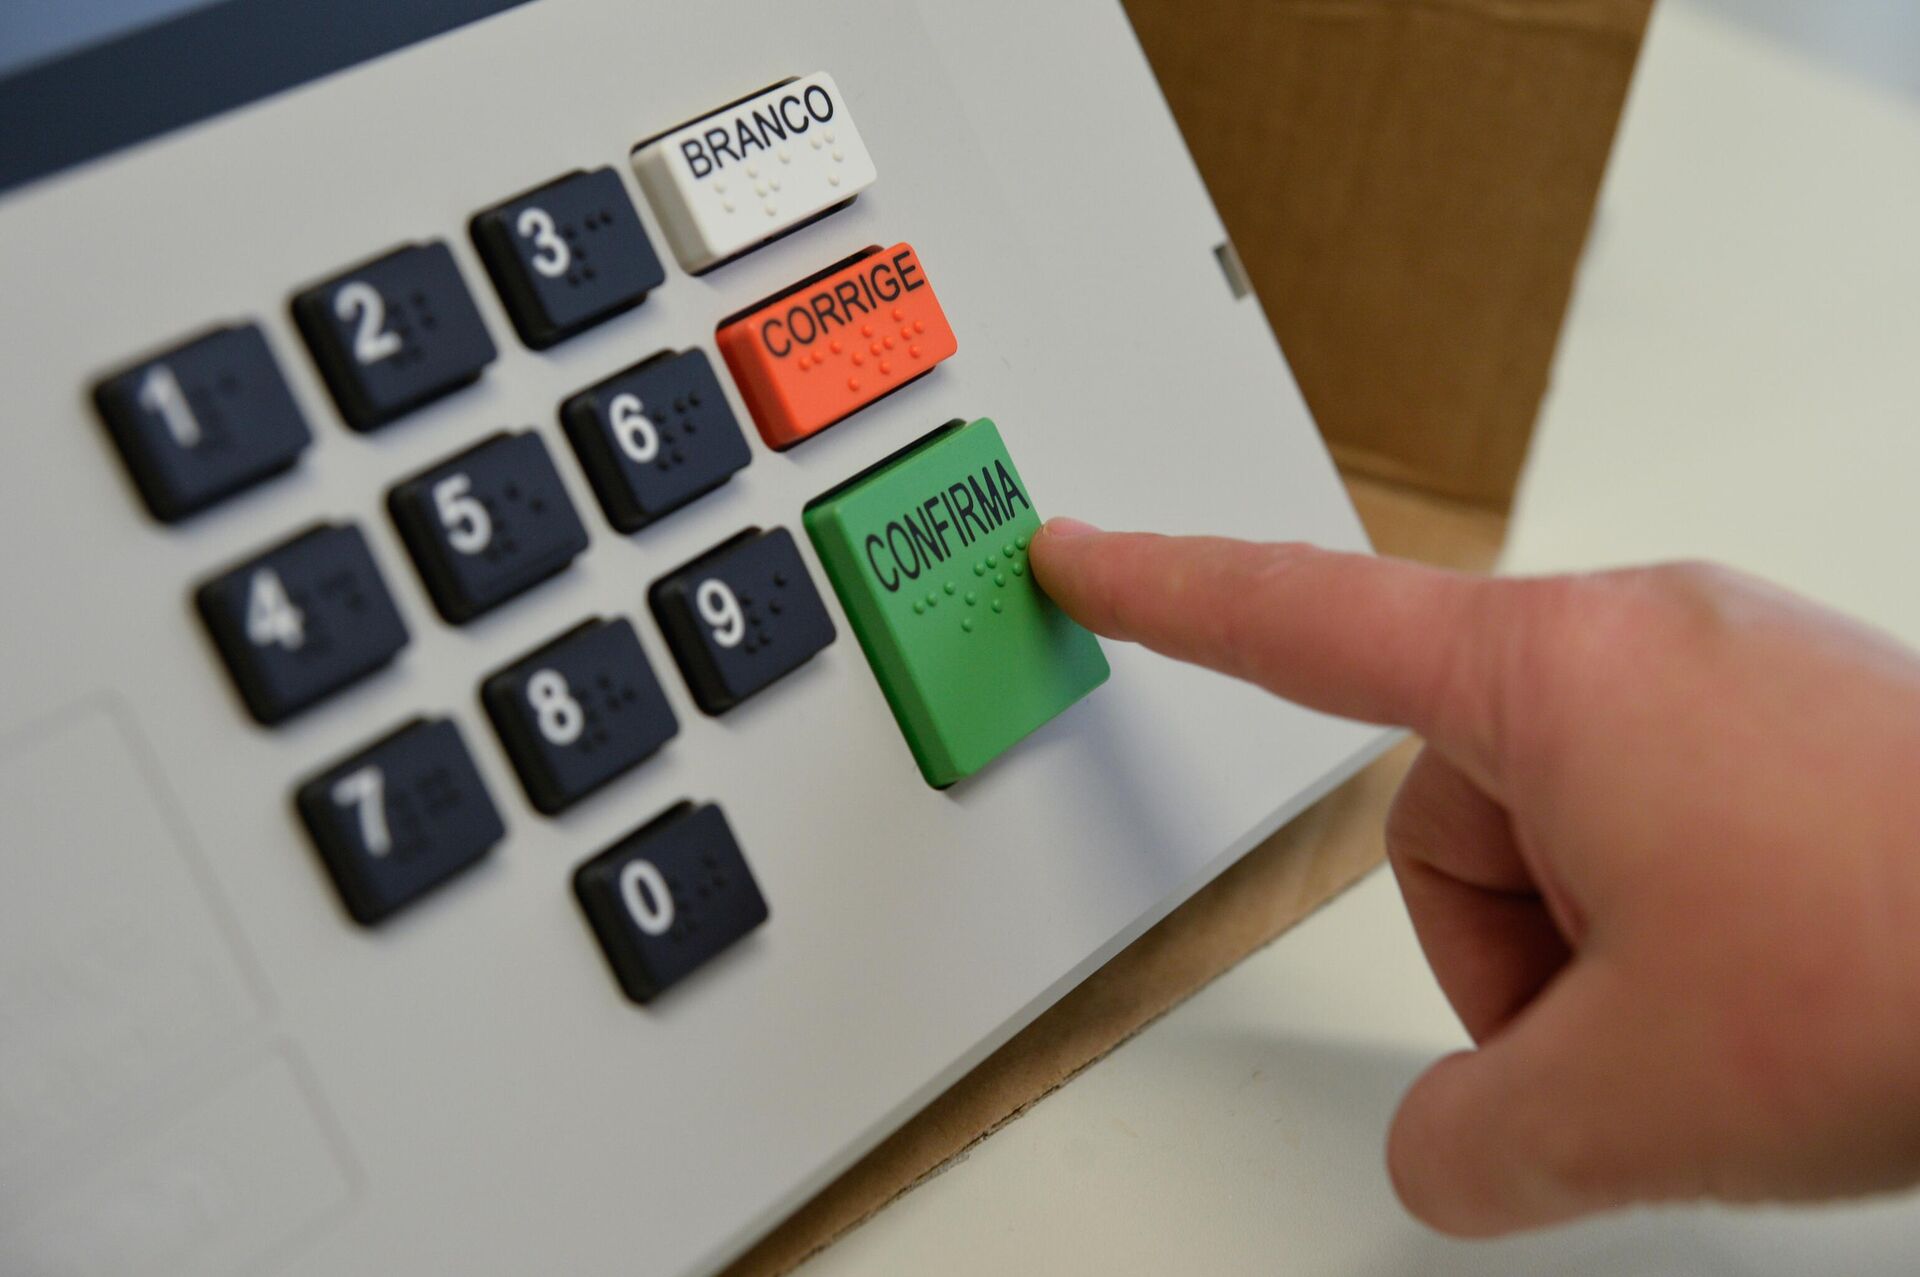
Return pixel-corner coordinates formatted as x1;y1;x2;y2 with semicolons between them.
803;418;1110;787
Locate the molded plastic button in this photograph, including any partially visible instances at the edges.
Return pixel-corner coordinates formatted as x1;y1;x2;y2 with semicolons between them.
470;167;665;349
195;522;410;725
291;241;496;431
717;243;956;449
93;322;311;523
296;716;504;926
480;617;678;814
573;801;768;1004
631;71;876;273
387;430;590;624
560;348;751;532
803;418;1108;787
648;527;835;715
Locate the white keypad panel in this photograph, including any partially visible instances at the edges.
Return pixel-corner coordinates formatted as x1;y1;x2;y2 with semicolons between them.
632;71;878;273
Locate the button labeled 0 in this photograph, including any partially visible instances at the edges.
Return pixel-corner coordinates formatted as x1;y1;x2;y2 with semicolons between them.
717;242;956;449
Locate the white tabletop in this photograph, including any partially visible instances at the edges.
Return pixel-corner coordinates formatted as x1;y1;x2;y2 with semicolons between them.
805;1;1920;1271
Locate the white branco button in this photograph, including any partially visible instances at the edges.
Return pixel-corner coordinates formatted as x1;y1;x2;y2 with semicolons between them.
632;72;878;273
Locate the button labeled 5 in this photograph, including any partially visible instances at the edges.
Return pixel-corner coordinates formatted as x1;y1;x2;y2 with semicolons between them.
387;430;590;624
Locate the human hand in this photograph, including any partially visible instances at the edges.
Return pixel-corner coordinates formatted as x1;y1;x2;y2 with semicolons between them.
1030;519;1920;1236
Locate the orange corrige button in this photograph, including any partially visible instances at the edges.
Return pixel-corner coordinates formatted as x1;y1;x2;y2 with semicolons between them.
716;242;957;449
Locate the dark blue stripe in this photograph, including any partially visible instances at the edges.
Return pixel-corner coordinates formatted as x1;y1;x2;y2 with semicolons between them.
0;0;535;196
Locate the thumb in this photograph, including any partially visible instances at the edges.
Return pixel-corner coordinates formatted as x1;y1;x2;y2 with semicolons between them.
1387;960;1700;1235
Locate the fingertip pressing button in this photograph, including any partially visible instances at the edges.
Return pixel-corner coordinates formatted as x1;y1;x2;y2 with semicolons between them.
803;418;1108;786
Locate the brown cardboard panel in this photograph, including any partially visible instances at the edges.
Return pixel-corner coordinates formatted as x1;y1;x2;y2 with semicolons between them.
723;478;1506;1276
1126;0;1652;509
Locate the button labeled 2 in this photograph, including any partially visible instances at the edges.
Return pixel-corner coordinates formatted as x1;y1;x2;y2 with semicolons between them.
804;418;1109;786
561;348;751;533
292;241;496;430
648;527;835;714
387;430;590;624
481;617;679;814
573;801;768;1003
196;522;410;725
296;716;504;926
631;71;877;273
717;243;956;449
94;323;311;522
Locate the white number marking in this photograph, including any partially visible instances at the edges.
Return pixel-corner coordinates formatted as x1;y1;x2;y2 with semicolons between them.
331;765;390;856
516;206;571;278
245;568;305;650
695;578;745;648
432;473;491;555
527;668;584;746
618;859;675;936
136;363;202;447
334;281;402;364
609;393;659;464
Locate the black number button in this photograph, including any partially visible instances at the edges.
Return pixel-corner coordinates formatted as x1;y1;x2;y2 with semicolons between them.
481;617;678;814
561;348;751;532
296;717;505;926
196;522;410;725
648;527;835;714
292;241;496;431
93;323;312;522
573;802;767;1003
387;430;589;624
471;167;666;349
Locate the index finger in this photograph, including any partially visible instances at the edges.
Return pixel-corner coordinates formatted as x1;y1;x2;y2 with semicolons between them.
1029;519;1512;776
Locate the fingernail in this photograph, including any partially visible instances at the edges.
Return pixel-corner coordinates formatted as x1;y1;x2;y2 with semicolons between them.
1043;517;1101;538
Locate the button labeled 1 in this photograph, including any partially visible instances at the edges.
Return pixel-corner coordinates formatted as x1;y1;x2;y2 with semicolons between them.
631;71;877;273
648;527;835;715
296;716;504;926
481;617;678;814
470;167;665;349
803;418;1109;786
573;801;768;1004
94;323;311;523
560;348;751;532
292;241;496;431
